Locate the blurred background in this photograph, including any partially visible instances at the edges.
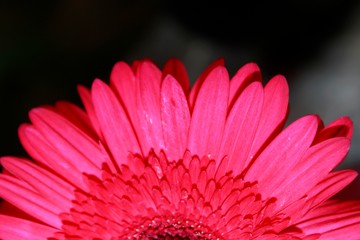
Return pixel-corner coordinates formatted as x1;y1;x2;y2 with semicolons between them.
1;1;360;198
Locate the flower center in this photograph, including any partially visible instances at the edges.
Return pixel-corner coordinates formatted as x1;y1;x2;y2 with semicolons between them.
127;216;219;239
57;151;293;239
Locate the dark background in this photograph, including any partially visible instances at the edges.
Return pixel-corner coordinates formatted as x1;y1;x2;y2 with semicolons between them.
1;1;360;198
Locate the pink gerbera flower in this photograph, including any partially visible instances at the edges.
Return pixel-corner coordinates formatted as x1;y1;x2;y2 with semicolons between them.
1;58;360;239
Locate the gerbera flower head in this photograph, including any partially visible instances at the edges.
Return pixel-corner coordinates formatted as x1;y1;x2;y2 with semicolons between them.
1;58;360;239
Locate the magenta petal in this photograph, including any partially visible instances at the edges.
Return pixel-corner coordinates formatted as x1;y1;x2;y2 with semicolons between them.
189;58;225;110
307;170;358;208
77;85;102;137
229;62;262;110
245;115;319;201
29;107;104;174
161;75;190;161
1;157;74;209
18;124;89;190
187;65;229;159
271;137;351;206
134;61;164;154
92;79;141;166
314;116;353;144
0;175;63;228
110;61;138;119
218;82;264;174
298;200;360;239
162;57;191;96
249;75;289;159
54;100;98;140
0;215;58;240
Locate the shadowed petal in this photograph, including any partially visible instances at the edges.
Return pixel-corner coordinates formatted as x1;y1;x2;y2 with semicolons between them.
245;115;319;202
218;81;264;173
0;215;58;240
187;66;229;159
92;79;141;167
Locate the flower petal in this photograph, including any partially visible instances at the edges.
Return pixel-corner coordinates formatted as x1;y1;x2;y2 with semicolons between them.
161;74;190;161
1;157;74;208
77;85;102;137
91;79;141;167
229;62;262;110
0;175;63;228
271;137;351;206
248;75;289;159
29;107;104;173
0;215;57;240
162;57;190;96
134;61;164;154
218;81;264;173
298;200;360;239
187;65;229;159
313;116;353;144
110;61;137;119
18;124;89;190
54;100;98;140
189;58;225;110
245;115;319;201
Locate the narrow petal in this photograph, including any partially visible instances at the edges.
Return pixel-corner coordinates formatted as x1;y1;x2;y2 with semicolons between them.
271;137;351;205
92;79;141;167
187;66;229;159
77;85;102;137
162;57;190;96
307;170;358;208
218;82;264;173
245;115;319;203
18;124;89;190
248;75;289;160
0;215;58;240
134;61;164;154
161;74;190;161
1;156;74;208
189;58;225;110
0;175;63;228
54;100;98;140
229;62;262;110
29;107;105;174
313;116;353;144
298;200;360;239
110;61;138;119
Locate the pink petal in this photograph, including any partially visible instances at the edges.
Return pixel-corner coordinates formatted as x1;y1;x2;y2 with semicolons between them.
160;74;190;161
29;107;104;174
271;137;351;206
313;116;353;144
307;170;358;208
248;75;289;160
162;57;190;96
109;61;137;119
0;215;57;240
187;65;229;160
245;115;319;201
298;200;360;239
91;79;141;167
0;175;63;228
189;58;225;110
77;85;102;137
229;62;262;110
54;100;98;140
1;157;74;208
218;81;264;174
18;124;89;190
134;60;164;154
